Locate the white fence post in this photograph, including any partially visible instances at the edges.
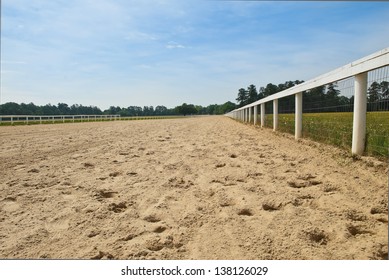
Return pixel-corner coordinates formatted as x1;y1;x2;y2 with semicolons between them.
254;105;258;125
260;103;265;127
249;107;252;123
352;72;368;155
294;92;303;139
295;92;303;139
273;99;278;131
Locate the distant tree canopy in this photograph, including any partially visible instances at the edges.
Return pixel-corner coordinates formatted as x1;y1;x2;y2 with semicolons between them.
0;101;237;116
175;103;197;116
236;80;304;108
235;79;389;112
367;81;389;111
0;102;103;115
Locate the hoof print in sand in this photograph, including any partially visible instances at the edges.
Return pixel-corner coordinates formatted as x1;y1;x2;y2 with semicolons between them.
86;230;100;238
262;201;282;211
164;177;193;189
143;214;161;223
287;181;308;188
93;190;117;201
291;195;314;207
152;225;167;233
346;224;372;237
108;202;127;213
146;239;165;252
370;206;387;215
288;179;322;188
322;185;338;193
120;234;136;241
288;174;322;188
146;236;176;252
303;228;328;245
28;168;40;173
370;244;388;260
344;210;367;221
237;208;254;216
109;171;121;177
83;163;94;168
91;251;114;260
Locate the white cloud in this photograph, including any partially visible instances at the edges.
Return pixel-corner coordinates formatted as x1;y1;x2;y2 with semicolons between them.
166;41;185;49
124;31;158;42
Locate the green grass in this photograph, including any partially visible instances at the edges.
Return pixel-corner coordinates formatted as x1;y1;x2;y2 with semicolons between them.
366;112;389;157
259;112;389;158
302;112;353;150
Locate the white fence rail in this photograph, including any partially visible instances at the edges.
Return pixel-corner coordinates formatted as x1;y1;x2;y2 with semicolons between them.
225;47;389;155
0;115;120;125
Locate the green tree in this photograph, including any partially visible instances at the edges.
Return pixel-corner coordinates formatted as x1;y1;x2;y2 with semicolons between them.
325;83;341;110
220;101;236;114
236;88;249;107
247;84;258;103
380;81;389;99
368;81;381;102
0;102;22;115
155;105;168;115
20;102;36;115
263;83;278;97
176;103;197;116
58;103;71;115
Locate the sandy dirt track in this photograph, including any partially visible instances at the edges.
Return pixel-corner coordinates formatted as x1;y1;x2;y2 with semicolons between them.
0;116;387;260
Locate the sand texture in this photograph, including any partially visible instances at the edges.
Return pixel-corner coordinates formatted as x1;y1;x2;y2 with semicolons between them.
0;116;387;259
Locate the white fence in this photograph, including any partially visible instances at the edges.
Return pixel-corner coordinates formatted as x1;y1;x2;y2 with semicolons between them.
0;115;120;125
225;47;389;155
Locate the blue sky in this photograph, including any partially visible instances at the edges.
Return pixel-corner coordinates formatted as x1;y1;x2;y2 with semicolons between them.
1;0;389;110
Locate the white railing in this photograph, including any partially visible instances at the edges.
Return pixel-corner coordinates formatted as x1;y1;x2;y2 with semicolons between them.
0;115;120;125
225;47;389;155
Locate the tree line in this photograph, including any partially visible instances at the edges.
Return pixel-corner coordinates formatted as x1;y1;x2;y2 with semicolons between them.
0;101;237;116
2;79;387;116
367;81;389;111
0;102;103;115
235;79;389;113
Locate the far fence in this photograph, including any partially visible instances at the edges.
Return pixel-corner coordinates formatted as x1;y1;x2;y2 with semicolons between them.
225;47;389;156
0;115;120;125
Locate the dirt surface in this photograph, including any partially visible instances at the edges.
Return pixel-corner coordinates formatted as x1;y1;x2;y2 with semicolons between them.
0;116;387;260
